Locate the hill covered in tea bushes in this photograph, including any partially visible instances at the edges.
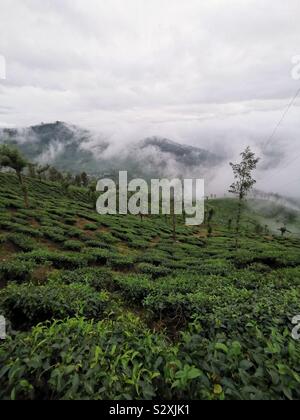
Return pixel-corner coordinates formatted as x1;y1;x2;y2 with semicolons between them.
0;173;300;400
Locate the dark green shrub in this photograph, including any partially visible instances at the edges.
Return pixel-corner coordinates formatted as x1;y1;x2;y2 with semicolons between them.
197;259;234;276
63;240;85;251
144;292;191;320
0;283;109;330
84;240;112;250
84;223;98;231
8;233;39;252
53;268;115;291
0;220;42;238
107;256;136;271
114;274;153;302
17;250;93;269
0;260;35;283
137;263;172;279
64;217;77;226
248;262;272;273
65;227;84;239
0;315;201;400
82;248;111;265
14;226;42;238
0;233;8;244
40;227;66;243
127;240;149;250
177;322;300;400
95;232;119;244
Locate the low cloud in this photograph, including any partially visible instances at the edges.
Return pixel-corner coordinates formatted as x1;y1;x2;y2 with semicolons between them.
0;0;299;196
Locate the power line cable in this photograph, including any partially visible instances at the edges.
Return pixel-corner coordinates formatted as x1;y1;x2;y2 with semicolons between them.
256;86;300;189
262;86;300;152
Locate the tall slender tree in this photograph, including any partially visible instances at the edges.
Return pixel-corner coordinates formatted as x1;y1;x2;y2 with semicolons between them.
81;172;89;187
48;166;63;182
0;145;29;207
207;207;215;237
36;164;49;181
28;163;37;178
74;174;82;187
172;204;177;241
229;147;260;248
279;226;291;237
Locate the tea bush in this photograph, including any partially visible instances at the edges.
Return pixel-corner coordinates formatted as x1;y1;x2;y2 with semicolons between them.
177;321;300;400
0;315;202;400
107;256;136;271
17;250;93;269
63;240;85;251
137;263;172;278
53;267;115;291
0;260;36;283
8;233;39;252
0;282;109;330
84;240;111;249
84;223;98;231
82;248;111;265
114;274;153;302
40;227;66;243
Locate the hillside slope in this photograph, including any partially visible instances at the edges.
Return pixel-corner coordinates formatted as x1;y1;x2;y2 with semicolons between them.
0;173;300;400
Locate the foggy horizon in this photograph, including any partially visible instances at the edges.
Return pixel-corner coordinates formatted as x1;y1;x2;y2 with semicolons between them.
0;0;300;196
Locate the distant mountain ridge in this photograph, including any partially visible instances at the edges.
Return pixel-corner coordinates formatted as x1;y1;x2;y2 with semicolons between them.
140;137;220;167
0;122;222;178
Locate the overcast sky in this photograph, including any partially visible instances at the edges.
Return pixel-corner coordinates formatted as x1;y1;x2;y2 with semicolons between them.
0;0;299;195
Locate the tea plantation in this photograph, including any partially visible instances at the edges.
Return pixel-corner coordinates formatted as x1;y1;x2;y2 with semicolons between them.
0;173;300;400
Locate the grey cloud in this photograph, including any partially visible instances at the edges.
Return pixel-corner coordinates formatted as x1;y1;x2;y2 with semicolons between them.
0;0;300;196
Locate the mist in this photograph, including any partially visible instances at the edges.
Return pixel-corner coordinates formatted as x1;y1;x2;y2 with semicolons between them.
0;0;299;197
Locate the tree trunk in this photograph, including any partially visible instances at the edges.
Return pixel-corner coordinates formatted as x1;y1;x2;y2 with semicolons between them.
172;211;176;241
235;198;243;248
182;210;186;225
17;171;29;208
171;198;176;241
